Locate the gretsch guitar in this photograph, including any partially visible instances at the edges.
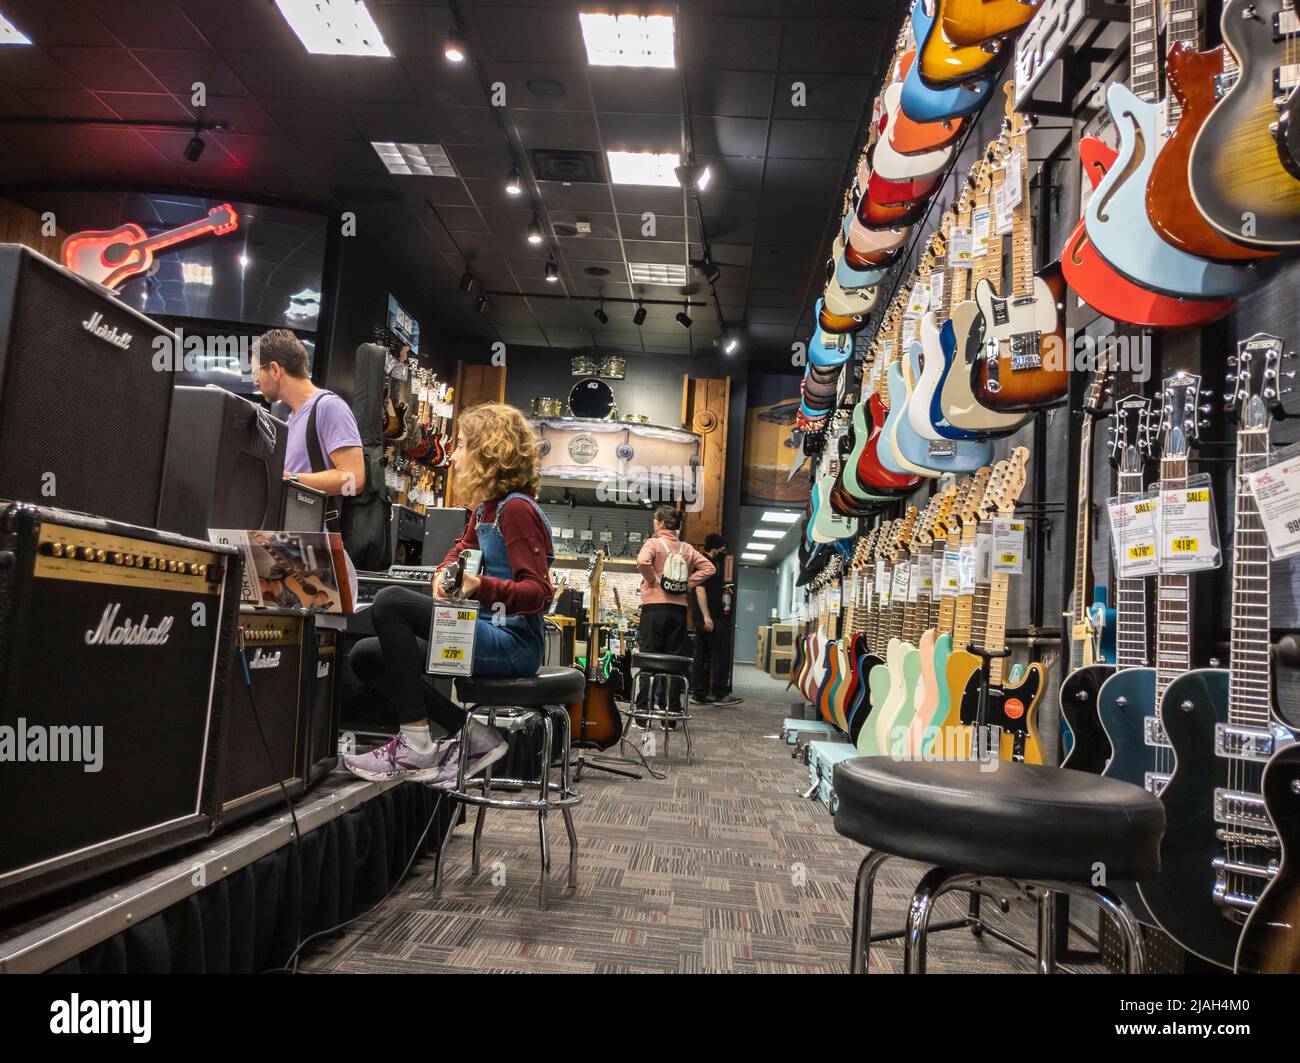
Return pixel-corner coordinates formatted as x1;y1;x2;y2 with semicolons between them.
1188;0;1300;250
1139;335;1297;970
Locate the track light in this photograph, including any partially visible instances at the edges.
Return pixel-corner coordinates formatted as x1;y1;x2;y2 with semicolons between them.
633;302;647;326
527;214;544;245
690;257;721;285
594;299;608;325
183;134;205;163
444;29;465;63
505;164;522;196
474;293;488;314
546;255;558;282
459;270;474;293
676;302;692;329
724;334;740;355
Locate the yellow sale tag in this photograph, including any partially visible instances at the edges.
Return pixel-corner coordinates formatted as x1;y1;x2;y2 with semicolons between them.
457;610;477;621
1129;544;1155;559
441;647;464;661
1185;490;1209;503
1172;537;1198;553
1000;552;1018;564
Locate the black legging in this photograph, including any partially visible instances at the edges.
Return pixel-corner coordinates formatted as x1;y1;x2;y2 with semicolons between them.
348;586;466;732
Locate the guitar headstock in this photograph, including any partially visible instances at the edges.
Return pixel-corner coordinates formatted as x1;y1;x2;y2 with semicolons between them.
1225;333;1290;431
1082;357;1112;417
1157;371;1208;461
913;491;943;549
891;506;919;560
1108;395;1156;473
209;203;239;235
995;447;1031;515
955;466;992;530
924;482;961;546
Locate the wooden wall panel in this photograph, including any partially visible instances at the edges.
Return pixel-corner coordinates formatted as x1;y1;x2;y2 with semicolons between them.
681;375;730;547
0;198;66;262
444;361;506;507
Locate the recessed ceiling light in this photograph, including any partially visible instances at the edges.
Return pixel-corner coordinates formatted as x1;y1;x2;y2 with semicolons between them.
607;150;681;187
628;262;687;286
760;510;800;524
744;542;775;552
579;13;675;68
370;142;455;177
751;528;784;540
546;255;559;283
444;28;465;62
275;0;391;57
0;13;31;44
740;553;766;563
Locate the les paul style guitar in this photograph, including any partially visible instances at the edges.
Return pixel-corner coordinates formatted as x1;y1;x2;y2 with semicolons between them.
1139;335;1297;969
62;203;239;289
1236;743;1300;972
567;552;624;751
1189;0;1300;250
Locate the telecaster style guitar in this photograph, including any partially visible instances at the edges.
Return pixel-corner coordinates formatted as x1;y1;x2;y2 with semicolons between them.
1189;0;1300;250
1139;335;1297;969
62;203;239;289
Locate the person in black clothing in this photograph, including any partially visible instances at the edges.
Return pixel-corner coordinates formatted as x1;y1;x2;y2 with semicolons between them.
691;533;742;706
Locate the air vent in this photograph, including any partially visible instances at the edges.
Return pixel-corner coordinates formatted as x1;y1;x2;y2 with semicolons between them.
553;223;579;237
530;149;606;184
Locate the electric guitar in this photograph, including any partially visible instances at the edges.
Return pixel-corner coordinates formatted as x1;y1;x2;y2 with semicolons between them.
853;314;925;491
970;109;1069;411
849;522;894;743
567;552;624;751
873;56;958;182
1139;334;1297;969
1061;135;1235;329
1146;36;1278;262
832;536;875;731
1188;0;1300;250
62;202;239;289
1235;742;1300;972
917;0;1012;88
940;0;1041;47
1084;0;1271;299
900;0;996;123
952;447;1046;764
856;508;919;755
1058;362;1117;774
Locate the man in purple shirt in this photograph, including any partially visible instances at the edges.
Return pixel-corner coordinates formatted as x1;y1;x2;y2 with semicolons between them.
251;329;364;504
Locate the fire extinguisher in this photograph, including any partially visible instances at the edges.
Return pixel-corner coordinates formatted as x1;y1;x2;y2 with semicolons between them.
722;582;734;617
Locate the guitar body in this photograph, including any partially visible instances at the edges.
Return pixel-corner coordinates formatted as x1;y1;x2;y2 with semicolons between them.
1147;44;1278;262
918;2;1006;88
849;644;885;744
956;662;1046;764
873;81;954;181
786;635;805;690
939;299;1034;433
1189;0;1300;250
1062;137;1236;328
857;189;933;231
941;0;1040;46
900;0;995;122
942;647;980;760
831;640;856;731
568;680;623;751
1137;668;1239;967
867;168;940;207
880;360;933;477
906;628;949;758
970;265;1069;410
889;50;967;154
818;639;841;725
854;394;922;491
811;476;860;542
1236;743;1300;973
910;311;955;441
881;643;923;757
848;215;910;255
1090;666;1162;925
1087;84;1269;298
857;654;897;757
1058;663;1115;775
895;340;995;472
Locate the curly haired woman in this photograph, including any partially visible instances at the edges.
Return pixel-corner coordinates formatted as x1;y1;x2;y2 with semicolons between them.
344;404;554;785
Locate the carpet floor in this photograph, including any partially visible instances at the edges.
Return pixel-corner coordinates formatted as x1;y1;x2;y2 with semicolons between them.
302;665;1106;974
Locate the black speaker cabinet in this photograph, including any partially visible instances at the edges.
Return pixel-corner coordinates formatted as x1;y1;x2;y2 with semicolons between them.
281;481;326;534
0;502;241;910
389;504;425;567
304;626;341;786
0;246;179;526
215;607;314;830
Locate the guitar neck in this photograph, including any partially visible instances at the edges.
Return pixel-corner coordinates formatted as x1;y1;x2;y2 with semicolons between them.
1010;132;1035;299
1129;0;1161;105
1229;427;1273;729
983;573;1012;687
1164;0;1204;125
1154;456;1191;702
1114;467;1151;669
952;526;979;648
1069;417;1096;670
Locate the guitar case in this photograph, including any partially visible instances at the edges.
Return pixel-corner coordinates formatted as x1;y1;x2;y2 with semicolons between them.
339;342;393;571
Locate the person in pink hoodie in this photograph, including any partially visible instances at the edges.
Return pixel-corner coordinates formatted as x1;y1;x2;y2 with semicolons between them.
633;505;714;721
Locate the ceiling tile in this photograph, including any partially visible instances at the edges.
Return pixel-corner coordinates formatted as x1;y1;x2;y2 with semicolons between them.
49;46;164;93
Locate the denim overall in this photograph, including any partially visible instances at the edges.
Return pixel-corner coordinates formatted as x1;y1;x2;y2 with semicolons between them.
470;493;552;677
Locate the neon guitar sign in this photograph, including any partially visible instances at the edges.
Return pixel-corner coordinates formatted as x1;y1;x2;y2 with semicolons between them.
61;203;240;289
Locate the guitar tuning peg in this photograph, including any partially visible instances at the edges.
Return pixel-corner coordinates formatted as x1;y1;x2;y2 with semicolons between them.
1199;403;1213;413
1227;355;1238;366
1285;350;1297;360
1224;371;1237;383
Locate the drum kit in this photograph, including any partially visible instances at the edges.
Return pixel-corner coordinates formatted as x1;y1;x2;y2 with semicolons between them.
570;353;625;379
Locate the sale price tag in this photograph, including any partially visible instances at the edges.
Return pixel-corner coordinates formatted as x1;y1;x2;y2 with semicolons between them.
426;601;479;676
1245;452;1300;560
992;518;1025;575
1157;477;1220;572
1107;493;1159;578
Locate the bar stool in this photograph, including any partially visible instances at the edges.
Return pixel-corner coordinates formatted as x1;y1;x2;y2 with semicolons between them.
431;665;585;910
831;758;1166;974
624;652;694;763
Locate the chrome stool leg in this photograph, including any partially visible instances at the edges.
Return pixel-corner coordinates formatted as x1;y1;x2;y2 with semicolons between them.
536;709;554;911
850;850;891;973
556;706;579;890
471;805;487;877
1036;889;1057;975
904;868;979;973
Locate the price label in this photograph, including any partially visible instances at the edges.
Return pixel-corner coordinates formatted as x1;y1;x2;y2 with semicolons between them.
1005;148;1023;210
891;560;910;603
971;209;991;256
920;557;934;594
876;559;889;596
426;600;478;676
1107;495;1159;578
440;646;464;661
629;532;642;542
949;227;972;268
994;181;1013;236
1245;454;1300;560
906;281;931;318
1158;480;1219;572
957;544;977;595
598;530;613;542
940;550;960;598
992;518;1025;575
929;271;944;310
829;584;842;614
579;529;594;540
560;527;575;540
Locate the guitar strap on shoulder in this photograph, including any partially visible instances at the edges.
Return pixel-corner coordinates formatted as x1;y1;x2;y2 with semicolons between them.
304;395;342;529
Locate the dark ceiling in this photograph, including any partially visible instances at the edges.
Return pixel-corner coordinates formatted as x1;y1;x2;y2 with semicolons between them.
0;0;905;366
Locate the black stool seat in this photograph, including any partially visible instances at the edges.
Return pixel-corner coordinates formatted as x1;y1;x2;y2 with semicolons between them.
632;652;692;677
832;759;1165;883
456;666;585;707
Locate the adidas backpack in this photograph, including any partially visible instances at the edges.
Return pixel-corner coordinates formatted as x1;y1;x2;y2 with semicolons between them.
660;541;690;595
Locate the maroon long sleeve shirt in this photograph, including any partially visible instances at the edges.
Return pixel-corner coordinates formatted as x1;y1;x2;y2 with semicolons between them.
438;498;554;615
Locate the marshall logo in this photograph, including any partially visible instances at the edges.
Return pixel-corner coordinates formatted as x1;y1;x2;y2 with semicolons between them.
82;312;133;351
316;660;331;679
84;603;173;646
249;648;282;670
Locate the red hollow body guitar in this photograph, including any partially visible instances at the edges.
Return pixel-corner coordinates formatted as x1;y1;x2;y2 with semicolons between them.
62;203;240;289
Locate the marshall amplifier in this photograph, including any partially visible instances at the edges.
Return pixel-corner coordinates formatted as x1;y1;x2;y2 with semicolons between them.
0;246;179;526
0;502;241;910
215;607;314;830
304;625;341;786
281;481;326;534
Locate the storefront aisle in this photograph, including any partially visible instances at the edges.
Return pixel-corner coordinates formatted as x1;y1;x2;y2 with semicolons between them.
302;668;1103;974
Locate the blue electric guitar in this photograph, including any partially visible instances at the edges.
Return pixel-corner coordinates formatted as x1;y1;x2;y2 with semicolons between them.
1084;0;1271;302
1140;335;1297;969
899;0;995;124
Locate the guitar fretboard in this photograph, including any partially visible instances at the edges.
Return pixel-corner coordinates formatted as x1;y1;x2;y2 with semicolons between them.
1229;428;1273;728
1114;467;1151;669
1129;0;1161;104
1164;0;1203;125
1155;456;1191;703
1070;415;1096;672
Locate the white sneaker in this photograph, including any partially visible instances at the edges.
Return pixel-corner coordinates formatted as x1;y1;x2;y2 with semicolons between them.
463;719;509;777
